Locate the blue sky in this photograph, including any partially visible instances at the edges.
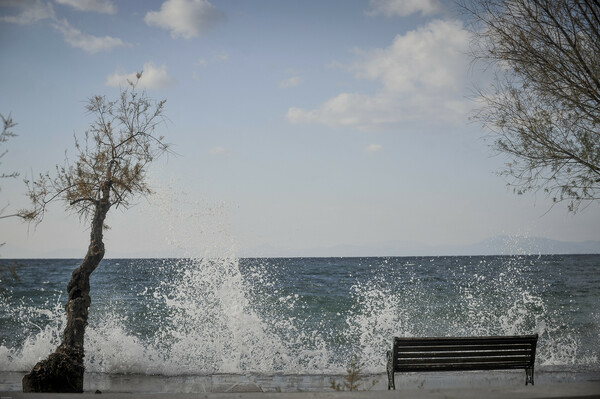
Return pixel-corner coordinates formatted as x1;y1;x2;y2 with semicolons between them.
1;0;598;258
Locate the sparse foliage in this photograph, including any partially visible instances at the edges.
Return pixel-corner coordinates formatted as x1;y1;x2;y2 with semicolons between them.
464;0;600;212
20;75;170;393
1;114;21;298
0;114;18;181
22;80;169;224
1;113;19;219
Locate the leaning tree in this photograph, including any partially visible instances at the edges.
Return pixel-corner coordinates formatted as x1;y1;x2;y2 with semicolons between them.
20;75;170;392
463;0;600;211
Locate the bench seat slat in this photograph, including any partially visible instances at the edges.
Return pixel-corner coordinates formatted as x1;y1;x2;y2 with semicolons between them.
399;363;533;372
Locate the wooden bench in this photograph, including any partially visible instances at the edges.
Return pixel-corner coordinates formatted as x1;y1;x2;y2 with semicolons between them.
387;335;538;390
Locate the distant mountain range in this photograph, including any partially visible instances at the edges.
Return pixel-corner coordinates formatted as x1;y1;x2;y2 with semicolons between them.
457;236;600;256
242;236;600;258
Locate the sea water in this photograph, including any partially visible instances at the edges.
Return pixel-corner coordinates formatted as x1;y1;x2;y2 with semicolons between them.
0;255;599;392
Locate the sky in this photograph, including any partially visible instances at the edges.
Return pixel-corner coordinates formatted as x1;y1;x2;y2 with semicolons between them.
0;0;599;258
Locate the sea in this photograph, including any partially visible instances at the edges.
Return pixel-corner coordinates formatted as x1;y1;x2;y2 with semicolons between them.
1;255;599;392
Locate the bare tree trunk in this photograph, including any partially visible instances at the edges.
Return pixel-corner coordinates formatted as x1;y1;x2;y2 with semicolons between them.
22;199;110;392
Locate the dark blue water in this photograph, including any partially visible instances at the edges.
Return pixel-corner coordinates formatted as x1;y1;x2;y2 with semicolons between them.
1;255;599;387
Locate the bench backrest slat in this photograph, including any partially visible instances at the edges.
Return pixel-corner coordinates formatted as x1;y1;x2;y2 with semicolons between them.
400;348;531;358
394;335;537;345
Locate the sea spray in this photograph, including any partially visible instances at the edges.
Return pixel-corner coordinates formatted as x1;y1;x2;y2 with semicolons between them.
1;235;598;380
1;184;597;384
0;296;65;371
347;265;416;372
448;256;588;367
143;183;297;373
150;257;291;374
147;179;236;260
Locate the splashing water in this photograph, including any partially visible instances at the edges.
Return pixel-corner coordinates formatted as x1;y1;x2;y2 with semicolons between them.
0;296;65;372
150;257;291;374
0;187;598;383
1;256;598;379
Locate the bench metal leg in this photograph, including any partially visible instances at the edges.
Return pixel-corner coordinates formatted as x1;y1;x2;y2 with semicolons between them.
525;366;534;386
387;350;395;390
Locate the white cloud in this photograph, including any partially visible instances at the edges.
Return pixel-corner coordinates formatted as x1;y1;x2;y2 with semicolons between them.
209;146;227;155
366;0;443;17
193;52;228;80
54;0;116;14
196;52;229;67
0;0;55;25
353;20;469;92
211;52;228;62
287;92;402;129
364;144;383;153
192;53;229;80
0;0;127;54
278;76;301;89
144;0;225;39
106;63;175;90
287;19;472;130
52;18;127;54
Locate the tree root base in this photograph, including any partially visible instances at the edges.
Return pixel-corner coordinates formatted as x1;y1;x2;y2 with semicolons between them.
22;346;84;393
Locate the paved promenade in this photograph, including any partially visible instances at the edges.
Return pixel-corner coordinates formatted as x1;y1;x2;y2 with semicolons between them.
2;382;600;399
